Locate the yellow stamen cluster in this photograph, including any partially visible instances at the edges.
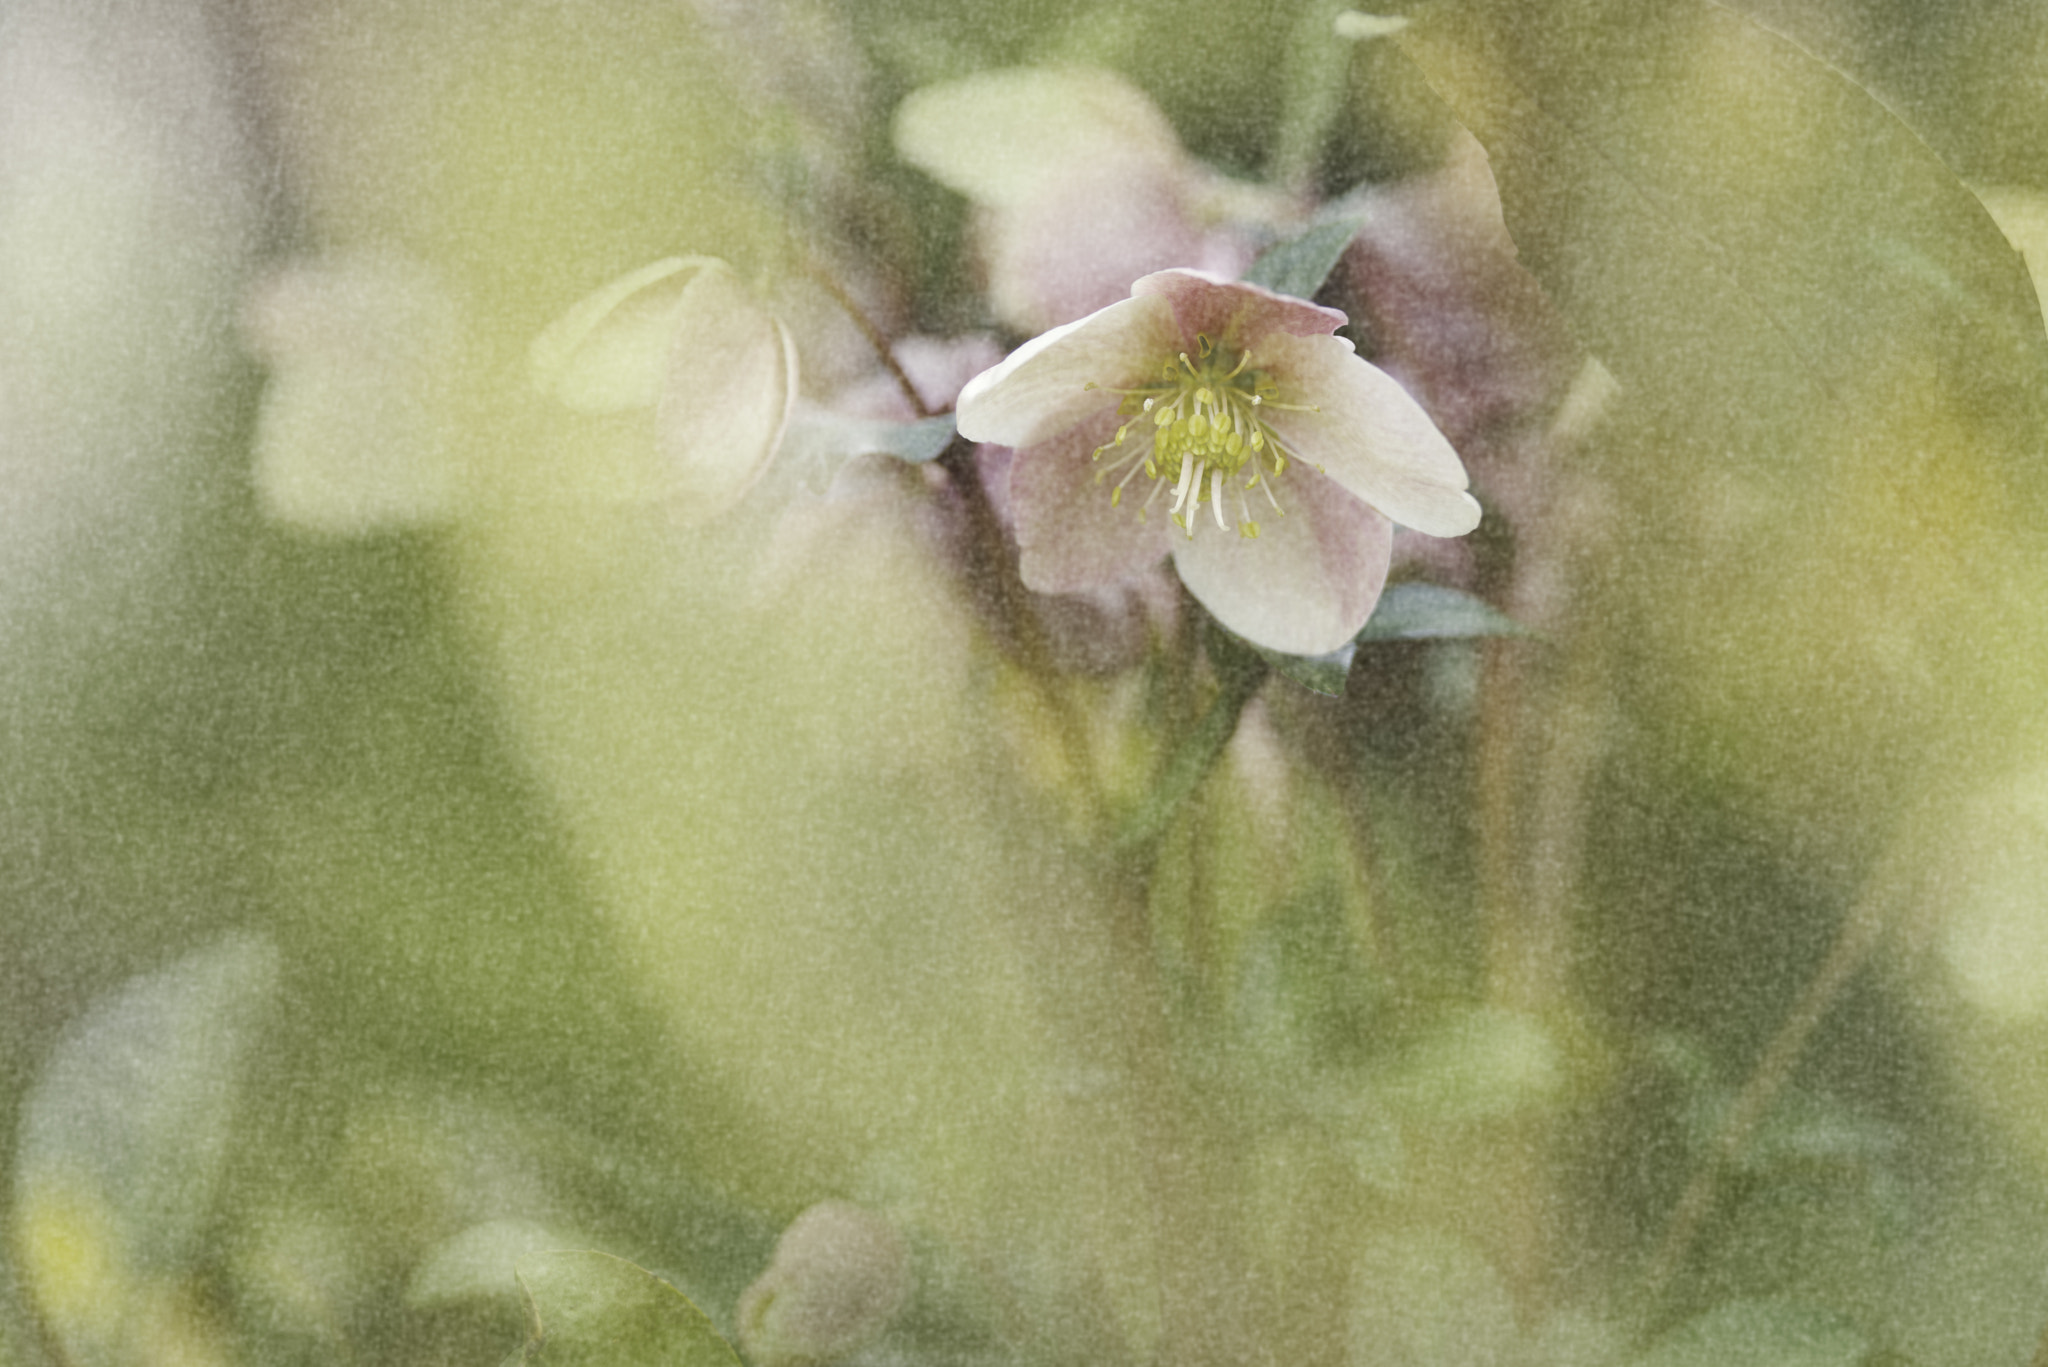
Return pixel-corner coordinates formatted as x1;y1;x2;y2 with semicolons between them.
1087;334;1307;540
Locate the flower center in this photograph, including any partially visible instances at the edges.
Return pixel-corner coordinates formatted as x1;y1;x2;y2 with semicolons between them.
1088;334;1308;540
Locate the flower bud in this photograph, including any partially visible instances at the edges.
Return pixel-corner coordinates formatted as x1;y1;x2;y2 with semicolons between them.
735;1201;911;1367
530;256;798;522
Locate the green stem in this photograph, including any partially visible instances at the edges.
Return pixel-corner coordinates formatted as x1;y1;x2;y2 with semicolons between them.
1114;642;1268;858
1633;883;1892;1324
1270;0;1354;194
938;439;1103;810
1097;619;1268;1366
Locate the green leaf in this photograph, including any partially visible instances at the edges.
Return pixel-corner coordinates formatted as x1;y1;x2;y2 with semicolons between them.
1243;213;1368;300
409;1220;593;1308
1373;1008;1566;1125
1356;582;1527;643
783;413;958;493
1252;641;1356;696
862;413;959;464
506;1250;743;1367
1232;585;1524;697
1396;0;2048;484
1392;0;2048;853
1632;1298;1866;1367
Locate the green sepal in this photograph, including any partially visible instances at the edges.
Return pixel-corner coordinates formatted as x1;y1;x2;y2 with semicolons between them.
1355;582;1529;643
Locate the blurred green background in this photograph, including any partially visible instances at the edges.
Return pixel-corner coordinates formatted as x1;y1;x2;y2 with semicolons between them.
6;1;2048;1364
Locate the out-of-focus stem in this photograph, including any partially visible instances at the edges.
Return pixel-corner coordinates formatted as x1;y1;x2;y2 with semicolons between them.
1634;884;1892;1320
937;440;1102;810
1114;656;1267;856
800;258;933;419
1472;361;1621;1313
1102;858;1255;1367
1102;637;1265;1367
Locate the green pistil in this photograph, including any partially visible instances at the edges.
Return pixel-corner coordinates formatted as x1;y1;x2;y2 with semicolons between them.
1090;334;1301;540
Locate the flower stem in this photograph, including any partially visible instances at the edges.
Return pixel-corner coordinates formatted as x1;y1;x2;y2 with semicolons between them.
1113;630;1268;857
1102;858;1255;1367
1093;617;1269;1366
799;256;933;419
937;438;1104;811
1632;881;1893;1323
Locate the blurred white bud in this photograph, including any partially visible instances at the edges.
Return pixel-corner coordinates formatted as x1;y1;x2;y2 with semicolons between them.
531;256;798;523
736;1201;912;1367
242;252;466;535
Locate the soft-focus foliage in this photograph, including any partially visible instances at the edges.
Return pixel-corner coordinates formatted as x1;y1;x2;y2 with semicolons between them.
6;1;2048;1366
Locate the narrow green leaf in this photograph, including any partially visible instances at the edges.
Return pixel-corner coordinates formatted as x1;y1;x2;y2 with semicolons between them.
865;413;959;464
1243;213;1368;300
508;1250;742;1367
1373;1008;1566;1125
1115;627;1268;854
1356;582;1527;642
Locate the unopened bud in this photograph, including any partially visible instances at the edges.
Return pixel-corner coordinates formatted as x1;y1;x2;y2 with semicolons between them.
736;1201;911;1367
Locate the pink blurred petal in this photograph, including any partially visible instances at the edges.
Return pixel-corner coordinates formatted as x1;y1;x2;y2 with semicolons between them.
1169;473;1394;656
986;162;1210;332
1009;418;1172;594
1132;269;1346;350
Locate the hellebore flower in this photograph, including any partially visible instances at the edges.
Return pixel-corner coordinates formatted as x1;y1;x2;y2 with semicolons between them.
530;256;798;520
955;269;1481;656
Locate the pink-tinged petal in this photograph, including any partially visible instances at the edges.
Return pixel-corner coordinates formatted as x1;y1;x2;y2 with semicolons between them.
1132;269;1346;351
653;267;798;522
955;291;1180;448
1170;472;1394;656
1009;418;1173;594
1256;332;1482;537
985;162;1208;332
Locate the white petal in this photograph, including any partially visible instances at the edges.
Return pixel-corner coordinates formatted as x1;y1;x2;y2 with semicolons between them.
1257;332;1482;537
652;266;798;522
893;68;1187;211
244;253;463;534
530;257;723;412
1170;473;1393;656
955;291;1179;448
